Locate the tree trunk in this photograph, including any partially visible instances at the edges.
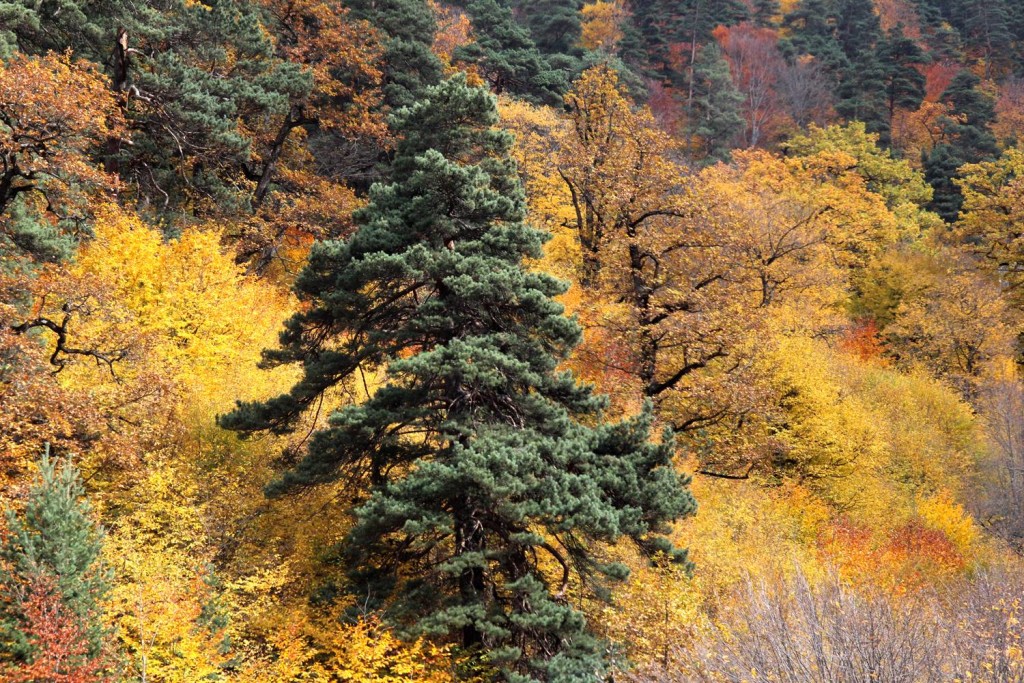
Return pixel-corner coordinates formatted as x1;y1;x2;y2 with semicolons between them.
454;494;486;648
253;109;303;209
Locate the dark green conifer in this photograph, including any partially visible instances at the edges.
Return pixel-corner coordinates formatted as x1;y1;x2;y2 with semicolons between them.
343;0;444;108
925;70;999;221
911;0;964;61
513;0;583;56
0;202;78;265
0;0;301;220
222;75;695;681
689;43;745;162
1011;1;1024;50
752;0;781;27
880;26;929;132
923;144;965;222
629;0;748;85
455;0;567;104
782;0;849;76
833;0;889;135
961;0;1013;75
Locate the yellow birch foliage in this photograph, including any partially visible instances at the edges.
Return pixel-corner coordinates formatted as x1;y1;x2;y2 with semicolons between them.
689;145;908;337
917;492;982;556
956;146;1024;305
106;512;233;681
228;567;455;683
590;548;704;671
580;1;627;53
888;258;1017;393
784;122;936;234
556;64;682;289
760;332;981;511
430;1;474;67
5;205;300;678
497;97;578;281
64;204;295;404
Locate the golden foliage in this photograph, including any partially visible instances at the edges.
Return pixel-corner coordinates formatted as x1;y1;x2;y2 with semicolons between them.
580;1;627;53
0;52;121;223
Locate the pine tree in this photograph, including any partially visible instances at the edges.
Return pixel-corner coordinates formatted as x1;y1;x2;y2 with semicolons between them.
343;0;444;108
925;70;1000;221
689;43;745;162
911;0;964;61
455;0;567;104
924;143;967;222
833;0;889;136
752;0;781;27
0;0;301;220
880;26;929;132
1011;1;1024;51
0;447;112;670
629;0;748;85
782;0;849;76
1;199;79;265
961;0;1013;76
222;75;695;681
514;0;583;56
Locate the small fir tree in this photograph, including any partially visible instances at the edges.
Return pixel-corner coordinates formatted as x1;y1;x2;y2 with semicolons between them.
0;447;113;677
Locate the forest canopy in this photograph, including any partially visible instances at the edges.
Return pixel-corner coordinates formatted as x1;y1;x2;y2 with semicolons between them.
4;0;1024;681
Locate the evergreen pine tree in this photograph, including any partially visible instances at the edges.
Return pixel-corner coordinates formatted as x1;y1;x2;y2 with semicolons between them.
0;201;79;265
343;0;444;108
880;26;929;133
629;0;748;85
925;70;999;221
940;70;998;160
923;143;964;222
222;75;695;681
513;0;583;57
689;43;745;162
616;15;652;80
455;0;567;104
0;447;112;666
961;0;1013;76
782;0;849;76
752;0;781;27
512;0;586;80
1011;1;1024;51
911;0;964;61
833;0;889;136
0;0;301;219
625;0;679;81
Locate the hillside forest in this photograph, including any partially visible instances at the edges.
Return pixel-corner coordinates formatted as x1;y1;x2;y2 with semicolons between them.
7;0;1024;680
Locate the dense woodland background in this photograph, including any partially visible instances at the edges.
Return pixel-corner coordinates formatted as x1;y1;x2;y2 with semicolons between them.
5;0;1024;680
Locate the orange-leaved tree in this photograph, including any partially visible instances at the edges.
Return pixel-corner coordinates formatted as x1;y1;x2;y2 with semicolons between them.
0;52;122;262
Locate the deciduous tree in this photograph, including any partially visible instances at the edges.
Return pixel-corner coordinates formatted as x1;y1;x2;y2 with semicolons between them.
0;53;121;262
